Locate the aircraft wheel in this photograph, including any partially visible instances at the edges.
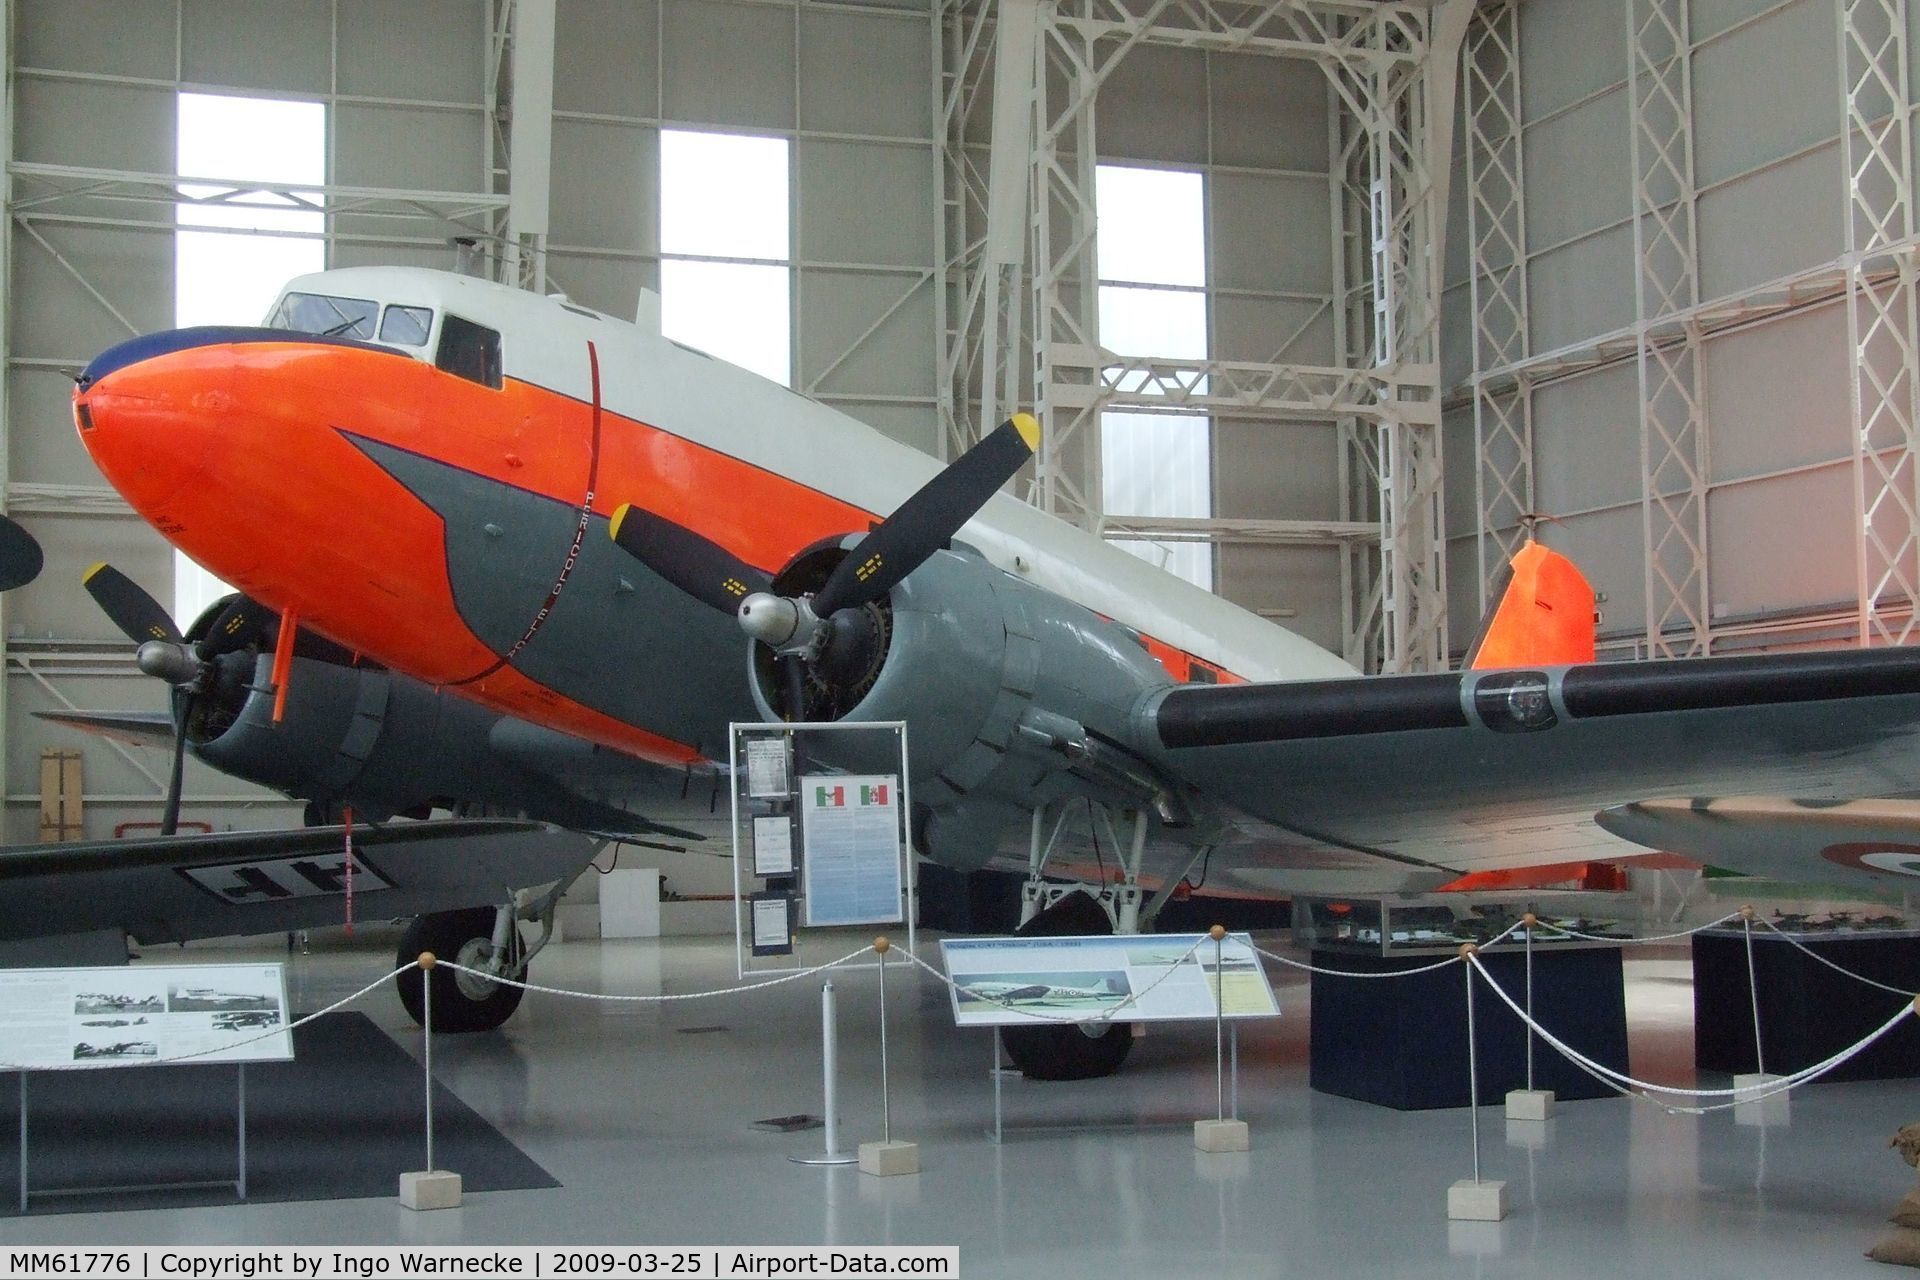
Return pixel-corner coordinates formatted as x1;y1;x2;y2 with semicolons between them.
999;890;1134;1081
395;907;526;1033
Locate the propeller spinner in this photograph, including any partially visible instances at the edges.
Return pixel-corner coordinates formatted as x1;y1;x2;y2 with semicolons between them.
609;413;1039;719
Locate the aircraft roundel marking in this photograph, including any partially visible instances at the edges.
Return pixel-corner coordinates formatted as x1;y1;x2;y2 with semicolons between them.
1821;842;1920;877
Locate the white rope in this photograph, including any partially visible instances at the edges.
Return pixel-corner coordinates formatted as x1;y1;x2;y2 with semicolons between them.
1467;951;1917;1113
1;963;414;1073
1753;917;1920;997
438;945;875;1002
906;933;1211;1026
1531;909;1741;945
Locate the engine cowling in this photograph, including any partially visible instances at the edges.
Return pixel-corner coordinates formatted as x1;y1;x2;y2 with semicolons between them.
745;544;1183;868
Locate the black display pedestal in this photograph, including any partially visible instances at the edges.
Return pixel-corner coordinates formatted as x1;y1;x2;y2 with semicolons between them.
1692;928;1920;1081
1308;946;1628;1110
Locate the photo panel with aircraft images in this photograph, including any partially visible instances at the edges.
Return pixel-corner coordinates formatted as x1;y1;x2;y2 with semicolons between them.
940;933;1278;1027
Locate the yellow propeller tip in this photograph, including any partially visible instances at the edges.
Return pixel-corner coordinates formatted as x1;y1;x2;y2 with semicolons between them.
608;503;631;542
1010;412;1041;452
82;561;107;583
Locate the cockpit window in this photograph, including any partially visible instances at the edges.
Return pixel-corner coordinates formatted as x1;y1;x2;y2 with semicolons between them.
378;304;434;347
266;292;378;340
436;314;502;389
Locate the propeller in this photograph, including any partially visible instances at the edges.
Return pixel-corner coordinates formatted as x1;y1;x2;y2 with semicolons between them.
0;515;44;592
82;564;268;835
608;413;1039;720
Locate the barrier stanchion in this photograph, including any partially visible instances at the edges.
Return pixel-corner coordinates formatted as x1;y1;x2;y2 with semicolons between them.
858;937;918;1176
1506;912;1555;1121
1735;905;1788;1125
400;953;461;1210
1195;925;1250;1152
1449;945;1508;1221
793;980;857;1167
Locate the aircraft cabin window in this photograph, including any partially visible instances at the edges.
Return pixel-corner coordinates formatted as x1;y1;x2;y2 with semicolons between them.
266;292;378;340
379;304;434;347
436;314;503;389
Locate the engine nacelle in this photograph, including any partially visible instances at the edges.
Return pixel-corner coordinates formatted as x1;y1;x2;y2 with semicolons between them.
747;545;1181;869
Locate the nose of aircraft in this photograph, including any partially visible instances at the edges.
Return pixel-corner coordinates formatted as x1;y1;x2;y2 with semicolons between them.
74;327;245;515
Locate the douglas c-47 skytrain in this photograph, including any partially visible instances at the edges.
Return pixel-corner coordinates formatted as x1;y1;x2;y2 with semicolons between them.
5;264;1920;1079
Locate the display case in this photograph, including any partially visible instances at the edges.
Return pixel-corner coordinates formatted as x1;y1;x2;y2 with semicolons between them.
1291;890;1636;956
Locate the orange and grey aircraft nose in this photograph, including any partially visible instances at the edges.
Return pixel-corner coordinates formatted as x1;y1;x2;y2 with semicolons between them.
71;327;259;515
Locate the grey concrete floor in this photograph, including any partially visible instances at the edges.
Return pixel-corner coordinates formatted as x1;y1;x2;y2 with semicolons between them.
6;930;1917;1278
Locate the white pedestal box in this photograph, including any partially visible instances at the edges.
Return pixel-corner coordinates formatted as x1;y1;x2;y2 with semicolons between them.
399;1170;462;1211
1193;1119;1251;1152
599;868;661;939
1505;1089;1555;1121
1447;1179;1510;1221
859;1140;920;1176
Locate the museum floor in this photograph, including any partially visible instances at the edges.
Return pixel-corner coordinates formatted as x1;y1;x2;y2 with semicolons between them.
6;928;1916;1278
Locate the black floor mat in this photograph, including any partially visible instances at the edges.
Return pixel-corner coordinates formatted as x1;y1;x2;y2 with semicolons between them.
0;1012;558;1216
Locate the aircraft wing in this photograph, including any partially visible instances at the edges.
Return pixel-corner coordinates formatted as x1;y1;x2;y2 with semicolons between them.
1136;645;1920;894
0;818;596;947
34;709;177;747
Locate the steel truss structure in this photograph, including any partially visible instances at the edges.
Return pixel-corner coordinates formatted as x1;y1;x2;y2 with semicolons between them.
1456;0;1920;658
939;0;1462;673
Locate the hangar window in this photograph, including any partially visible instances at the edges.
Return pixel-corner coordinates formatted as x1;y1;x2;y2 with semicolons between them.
174;91;326;624
436;315;503;389
1095;165;1213;593
659;129;792;386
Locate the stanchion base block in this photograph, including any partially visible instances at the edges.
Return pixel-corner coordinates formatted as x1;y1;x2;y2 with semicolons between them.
1447;1179;1509;1222
1733;1073;1790;1127
399;1170;462;1211
1193;1119;1250;1152
859;1140;920;1176
1505;1089;1555;1121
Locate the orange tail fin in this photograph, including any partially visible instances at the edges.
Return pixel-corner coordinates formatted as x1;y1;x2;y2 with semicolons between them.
1464;541;1596;669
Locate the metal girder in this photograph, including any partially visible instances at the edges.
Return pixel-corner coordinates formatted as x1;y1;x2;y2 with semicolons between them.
1101;514;1380;545
1463;0;1532;615
1841;0;1920;647
1628;0;1712;659
1049;344;1438;422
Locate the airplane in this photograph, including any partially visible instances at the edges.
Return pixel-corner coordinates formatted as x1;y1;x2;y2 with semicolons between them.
73;1041;158;1059
959;977;1126;1005
170;988;274;1008
3;261;1920;1080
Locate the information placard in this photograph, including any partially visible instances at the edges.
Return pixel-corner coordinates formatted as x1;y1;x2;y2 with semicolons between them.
752;814;795;877
798;774;903;926
0;962;294;1069
939;933;1279;1026
744;737;790;799
751;892;796;956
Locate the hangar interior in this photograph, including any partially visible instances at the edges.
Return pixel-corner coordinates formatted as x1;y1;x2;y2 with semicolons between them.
7;0;1920;1273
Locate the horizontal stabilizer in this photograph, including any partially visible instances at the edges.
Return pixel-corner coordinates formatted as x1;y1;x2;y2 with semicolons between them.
0;818;595;944
35;708;177;747
1596;796;1920;889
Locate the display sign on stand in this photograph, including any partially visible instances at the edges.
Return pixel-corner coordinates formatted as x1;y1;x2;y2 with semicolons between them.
0;961;293;1069
728;721;914;977
939;933;1280;1026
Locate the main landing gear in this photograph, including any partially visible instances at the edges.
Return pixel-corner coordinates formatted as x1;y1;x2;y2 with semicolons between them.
997;802;1212;1081
395;877;568;1032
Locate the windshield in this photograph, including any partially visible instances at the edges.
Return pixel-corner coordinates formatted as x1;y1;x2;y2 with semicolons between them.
266;292;379;340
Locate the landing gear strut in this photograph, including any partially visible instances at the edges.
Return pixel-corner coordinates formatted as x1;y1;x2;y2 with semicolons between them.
394;875;570;1033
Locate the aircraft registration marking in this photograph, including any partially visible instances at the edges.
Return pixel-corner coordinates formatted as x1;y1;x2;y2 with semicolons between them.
179;852;393;903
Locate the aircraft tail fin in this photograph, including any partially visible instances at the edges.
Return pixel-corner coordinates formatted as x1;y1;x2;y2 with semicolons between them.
1464;540;1596;670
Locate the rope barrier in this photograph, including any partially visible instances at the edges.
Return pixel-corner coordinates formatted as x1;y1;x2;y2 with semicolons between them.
1466;951;1918;1114
1249;915;1528;980
1530;909;1741;945
1752;916;1920;997
438;946;877;1002
902;933;1210;1027
1;962;416;1073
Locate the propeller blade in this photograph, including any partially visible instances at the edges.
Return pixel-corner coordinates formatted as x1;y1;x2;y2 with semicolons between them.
0;515;43;592
83;562;183;645
161;692;190;837
195;594;268;660
810;413;1038;616
608;504;772;614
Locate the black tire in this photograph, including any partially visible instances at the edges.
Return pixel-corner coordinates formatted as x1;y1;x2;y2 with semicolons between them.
1000;890;1134;1081
394;907;526;1033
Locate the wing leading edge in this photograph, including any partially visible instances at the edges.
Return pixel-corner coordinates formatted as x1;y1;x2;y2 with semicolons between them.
1138;646;1920;890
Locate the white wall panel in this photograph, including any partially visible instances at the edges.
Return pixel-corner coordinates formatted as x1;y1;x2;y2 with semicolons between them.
1556;503;1646;638
1208;54;1328;172
1693;0;1792;42
661;0;796;129
1526;221;1635;353
1211;296;1334;365
1520;0;1629;122
17;0;177;79
1692;0;1833;188
1702;304;1851;481
798;8;930;139
798;271;936;409
551;119;654;254
1531;361;1644;515
336;0;486;103
1218;544;1343;652
10;225;168;360
556;0;661;117
1211;172;1332;295
1706;466;1856;616
180;0;332;95
1523;89;1631;250
333;103;486;191
1695;143;1843;299
15;78;173;172
798;140;932;268
1097;45;1209;164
